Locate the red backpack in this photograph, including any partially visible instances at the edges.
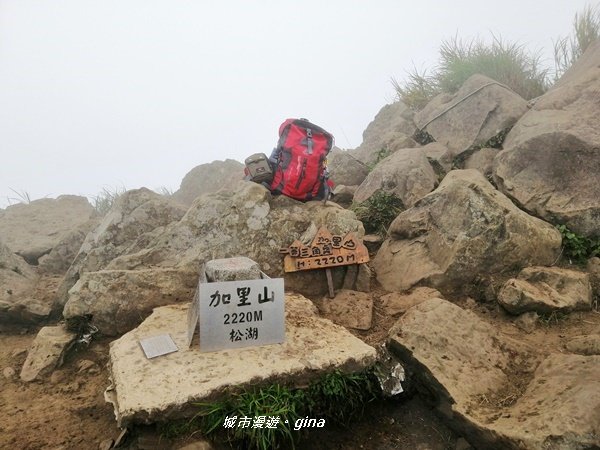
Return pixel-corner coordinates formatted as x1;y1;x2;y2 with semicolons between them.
269;118;334;201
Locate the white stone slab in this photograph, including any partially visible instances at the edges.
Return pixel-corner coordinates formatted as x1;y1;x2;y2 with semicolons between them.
106;293;377;426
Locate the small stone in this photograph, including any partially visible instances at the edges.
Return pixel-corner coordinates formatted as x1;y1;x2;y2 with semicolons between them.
50;370;67;385
363;234;384;253
77;359;97;373
514;312;539;333
11;348;27;358
20;325;76;382
3;367;16;379
342;265;358;290
355;264;371;293
98;439;113;450
565;334;600;356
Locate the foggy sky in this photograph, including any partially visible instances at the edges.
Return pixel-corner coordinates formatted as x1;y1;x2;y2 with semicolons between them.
0;0;593;208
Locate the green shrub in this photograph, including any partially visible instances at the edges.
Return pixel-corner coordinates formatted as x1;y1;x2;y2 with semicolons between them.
556;224;600;263
161;369;380;450
554;4;600;78
351;192;405;236
367;147;392;171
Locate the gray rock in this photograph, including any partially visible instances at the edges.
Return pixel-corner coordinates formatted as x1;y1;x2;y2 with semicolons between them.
342;264;358;290
415;74;528;155
315;289;373;330
105;182;364;298
514;311;539;333
362;234;384;253
388;297;523;414
350;102;417;165
56;188;187;309
421;142;454;176
490;353;600;450
353;147;437;207
205;257;261;282
331;185;357;208
373;170;562;293
0;241;43;324
63;268;198;336
355;264;371;293
172;159;244;206
498;266;592;315
105;293;377;426
463;147;499;179
388;297;600;449
38;219;97;274
493;41;600;237
20;325;76;382
565;334;600;355
3;367;16;380
341;264;370;292
0;195;96;265
328;147;369;187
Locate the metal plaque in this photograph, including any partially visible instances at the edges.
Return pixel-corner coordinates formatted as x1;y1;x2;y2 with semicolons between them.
139;334;179;359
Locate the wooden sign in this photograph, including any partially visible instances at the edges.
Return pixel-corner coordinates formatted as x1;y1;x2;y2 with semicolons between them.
280;227;369;273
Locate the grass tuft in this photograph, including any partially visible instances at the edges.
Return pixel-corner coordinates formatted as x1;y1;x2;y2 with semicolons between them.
352;192;405;236
91;186;126;216
554;4;600;79
160;369;380;450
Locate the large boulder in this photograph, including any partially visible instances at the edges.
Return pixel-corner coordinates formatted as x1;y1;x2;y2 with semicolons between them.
0;195;96;265
0;241;47;323
105;294;377;426
498;266;592;315
373;170;562;293
105;182;364;297
493;41;600;237
388;297;600;449
353;147;438;207
327;147;369;187
38;219;98;274
63;268;197;336
61;182;366;332
350;102;417;165
171;159;244;206
415;74;528;155
56;188;187;309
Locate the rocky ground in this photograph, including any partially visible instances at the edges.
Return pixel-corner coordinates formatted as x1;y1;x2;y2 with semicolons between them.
2;36;600;450
1;276;597;450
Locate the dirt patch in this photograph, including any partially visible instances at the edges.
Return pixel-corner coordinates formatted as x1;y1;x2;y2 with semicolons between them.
0;331;120;450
